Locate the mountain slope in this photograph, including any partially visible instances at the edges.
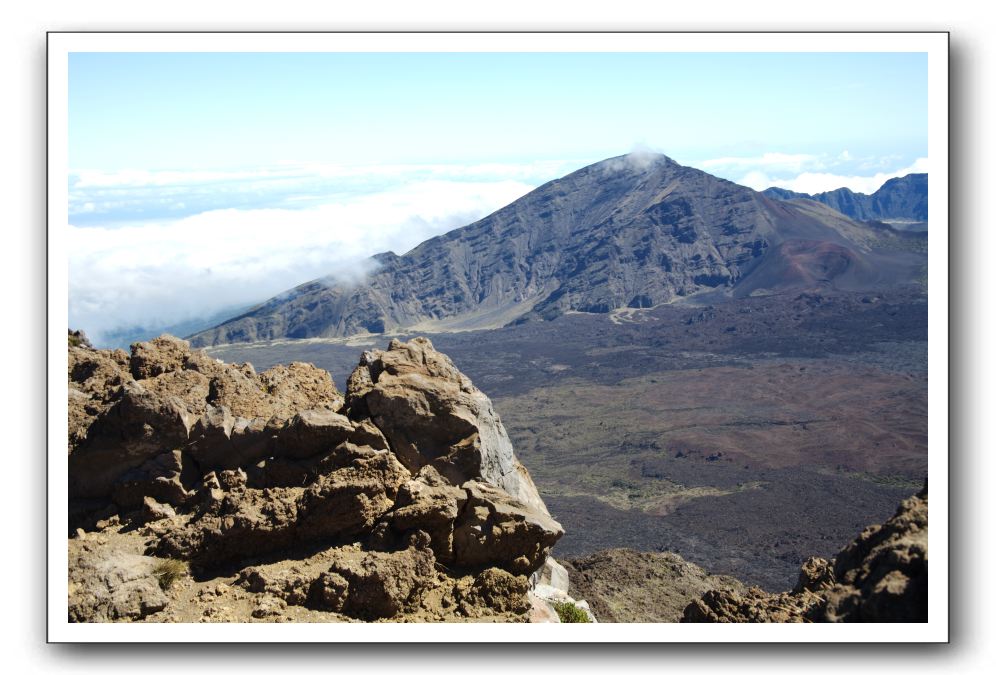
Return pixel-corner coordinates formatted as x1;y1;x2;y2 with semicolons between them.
190;154;924;347
762;173;927;225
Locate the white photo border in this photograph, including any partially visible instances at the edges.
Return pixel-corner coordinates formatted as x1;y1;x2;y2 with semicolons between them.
47;31;949;643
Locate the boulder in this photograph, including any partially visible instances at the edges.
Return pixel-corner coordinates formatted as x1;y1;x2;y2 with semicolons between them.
276;409;354;459
452;480;563;574
311;543;438;620
257;362;345;421
69;381;198;499
349;337;548;514
68;544;170;622
186;405;272;470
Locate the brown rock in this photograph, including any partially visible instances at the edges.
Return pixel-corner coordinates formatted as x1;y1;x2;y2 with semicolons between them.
318;544;438;620
141;496;176;522
681;484;928;623
349;337;548;514
452;480;563;574
276;409;354;459
110;449;192;509
794;556;835;594
68;543;170;622
387;466;467;562
682;586;823;623
817;486;927;622
257;362;344;421
155;451;410;566
69;381;198;499
130;335;191;380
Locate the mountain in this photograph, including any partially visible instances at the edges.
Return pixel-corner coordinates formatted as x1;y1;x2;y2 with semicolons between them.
189;153;925;347
763;173;928;226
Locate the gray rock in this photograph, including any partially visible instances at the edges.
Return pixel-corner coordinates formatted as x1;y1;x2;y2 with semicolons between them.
68;547;170;622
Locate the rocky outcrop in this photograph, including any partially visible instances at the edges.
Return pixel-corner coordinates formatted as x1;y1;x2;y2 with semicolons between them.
348;337;548;514
681;484;927;623
67;335;566;622
817;486;927;621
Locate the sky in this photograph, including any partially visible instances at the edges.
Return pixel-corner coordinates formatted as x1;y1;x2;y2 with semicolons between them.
68;51;928;345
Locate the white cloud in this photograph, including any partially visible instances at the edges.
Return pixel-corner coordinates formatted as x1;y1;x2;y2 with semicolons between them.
69;177;536;345
743;157;929;195
698;153;823;173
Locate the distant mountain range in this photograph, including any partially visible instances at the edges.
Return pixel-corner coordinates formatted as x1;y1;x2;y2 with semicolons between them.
762;173;927;226
189;154;926;347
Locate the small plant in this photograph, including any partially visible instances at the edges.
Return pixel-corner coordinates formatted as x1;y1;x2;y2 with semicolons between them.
152;558;189;590
553;601;591;623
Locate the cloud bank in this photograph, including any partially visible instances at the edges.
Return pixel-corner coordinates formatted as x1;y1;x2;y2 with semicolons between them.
694;152;928;195
69;175;539;346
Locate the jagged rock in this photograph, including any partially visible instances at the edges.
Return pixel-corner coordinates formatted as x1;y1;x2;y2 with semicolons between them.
350;337;549;514
816;486;927;622
68;329;93;349
69;381;198;499
217;468;248;491
251;596;287;618
452;480;563;574
453;568;531;616
110;449;192;509
186;405;271;470
386;466;467;562
681;485;928;623
68;334;565;622
141;496;176;522
68;345;133;452
139;369;211;417
156;450;410;566
237;565;315;606
257;362;345;420
682;585;823;623
794;556;835;594
68;543;170;622
276;409;354;459
311;544;438;620
67;335;353;500
130;335;191;380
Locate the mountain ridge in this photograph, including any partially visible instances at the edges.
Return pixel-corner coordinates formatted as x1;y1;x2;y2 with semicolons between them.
762;173;927;225
189;153;925;347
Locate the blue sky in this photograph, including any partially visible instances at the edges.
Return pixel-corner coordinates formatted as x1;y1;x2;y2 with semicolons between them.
70;52;926;171
67;51;928;344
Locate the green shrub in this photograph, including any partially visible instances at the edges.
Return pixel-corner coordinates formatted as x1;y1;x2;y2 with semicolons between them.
553;601;591;623
152;558;188;590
